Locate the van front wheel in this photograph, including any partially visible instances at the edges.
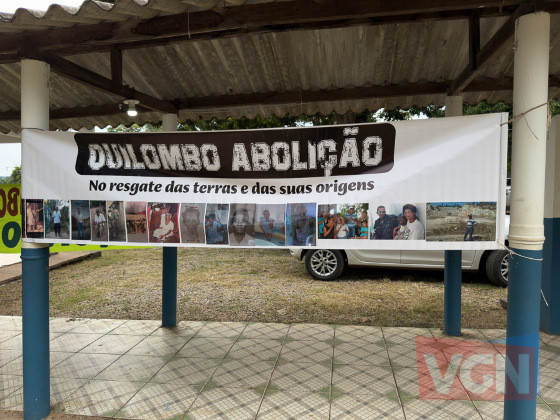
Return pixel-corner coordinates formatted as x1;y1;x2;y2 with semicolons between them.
304;249;345;281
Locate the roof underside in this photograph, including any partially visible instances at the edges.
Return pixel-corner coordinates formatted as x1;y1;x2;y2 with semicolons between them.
0;0;559;133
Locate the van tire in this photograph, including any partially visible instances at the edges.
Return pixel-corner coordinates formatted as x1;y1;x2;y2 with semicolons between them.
486;250;509;287
305;249;345;281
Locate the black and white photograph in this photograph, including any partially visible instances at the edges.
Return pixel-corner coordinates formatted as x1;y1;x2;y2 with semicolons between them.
228;203;256;246
180;203;206;244
107;201;126;242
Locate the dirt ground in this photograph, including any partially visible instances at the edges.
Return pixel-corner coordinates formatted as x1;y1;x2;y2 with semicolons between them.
0;248;508;329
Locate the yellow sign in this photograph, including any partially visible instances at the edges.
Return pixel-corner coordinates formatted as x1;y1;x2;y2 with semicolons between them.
0;184;145;253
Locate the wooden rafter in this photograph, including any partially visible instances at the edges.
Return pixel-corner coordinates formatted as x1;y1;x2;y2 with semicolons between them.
110;46;123;87
40;53;176;114
469;10;481;70
1;76;558;122
449;2;531;95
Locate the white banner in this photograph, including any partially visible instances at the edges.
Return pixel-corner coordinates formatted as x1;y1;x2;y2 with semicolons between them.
21;114;508;249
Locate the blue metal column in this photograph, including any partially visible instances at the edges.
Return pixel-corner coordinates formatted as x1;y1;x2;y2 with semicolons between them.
161;113;178;328
504;249;542;419
541;116;560;334
21;247;50;420
443;96;463;336
162;247;177;327
20;58;51;420
444;250;462;336
541;218;560;334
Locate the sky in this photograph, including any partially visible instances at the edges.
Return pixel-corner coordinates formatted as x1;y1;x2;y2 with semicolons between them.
0;1;84;13
0;144;20;177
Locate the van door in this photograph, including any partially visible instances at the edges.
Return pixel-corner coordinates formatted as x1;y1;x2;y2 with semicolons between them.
349;249;401;265
400;250;476;268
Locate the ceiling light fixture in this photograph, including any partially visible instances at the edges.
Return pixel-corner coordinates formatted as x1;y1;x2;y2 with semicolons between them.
123;99;139;117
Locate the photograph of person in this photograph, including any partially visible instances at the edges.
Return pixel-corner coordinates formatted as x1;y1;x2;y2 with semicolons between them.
336;217;349;239
425;202;496;242
228;204;256;246
90;201;108;241
148;203;180;243
358;219;369;239
180;203;206;244
205;204;229;245
357;210;369;239
372;205;399;240
321;215;336;239
344;206;359;238
402;203;425;240
393;214;407;240
317;205;336;239
107;201;126;242
25;199;44;238
71;200;90;240
286;203;316;246
464;214;476;241
125;201;148;243
44;199;70;239
255;204;286;246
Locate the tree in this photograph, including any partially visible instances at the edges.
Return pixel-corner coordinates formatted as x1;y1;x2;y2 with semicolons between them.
8;166;20;184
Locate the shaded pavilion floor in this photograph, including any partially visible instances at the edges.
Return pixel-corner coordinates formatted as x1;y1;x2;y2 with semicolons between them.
0;316;559;419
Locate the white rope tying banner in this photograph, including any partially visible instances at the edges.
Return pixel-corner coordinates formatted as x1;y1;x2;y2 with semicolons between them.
541;290;550;307
500;99;554;127
506;247;544;262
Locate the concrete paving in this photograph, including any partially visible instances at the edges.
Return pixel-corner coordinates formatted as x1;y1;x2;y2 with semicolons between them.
0;317;558;419
0;252;101;285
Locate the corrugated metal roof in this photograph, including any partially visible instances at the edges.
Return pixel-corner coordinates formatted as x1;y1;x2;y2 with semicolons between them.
0;1;558;133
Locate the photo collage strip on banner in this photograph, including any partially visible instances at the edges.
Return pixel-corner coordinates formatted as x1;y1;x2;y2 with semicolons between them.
20;200;498;247
21;114;508;250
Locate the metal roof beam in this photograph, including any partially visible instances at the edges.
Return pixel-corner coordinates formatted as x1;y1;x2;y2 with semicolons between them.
40;53;177;114
449;2;531;95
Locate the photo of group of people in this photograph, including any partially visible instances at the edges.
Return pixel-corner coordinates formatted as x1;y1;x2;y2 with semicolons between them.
317;204;369;240
369;203;426;240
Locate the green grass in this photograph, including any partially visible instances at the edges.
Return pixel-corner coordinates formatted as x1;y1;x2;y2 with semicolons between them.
0;248;508;328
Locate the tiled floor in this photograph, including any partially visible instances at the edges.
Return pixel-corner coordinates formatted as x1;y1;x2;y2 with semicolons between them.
0;316;558;419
